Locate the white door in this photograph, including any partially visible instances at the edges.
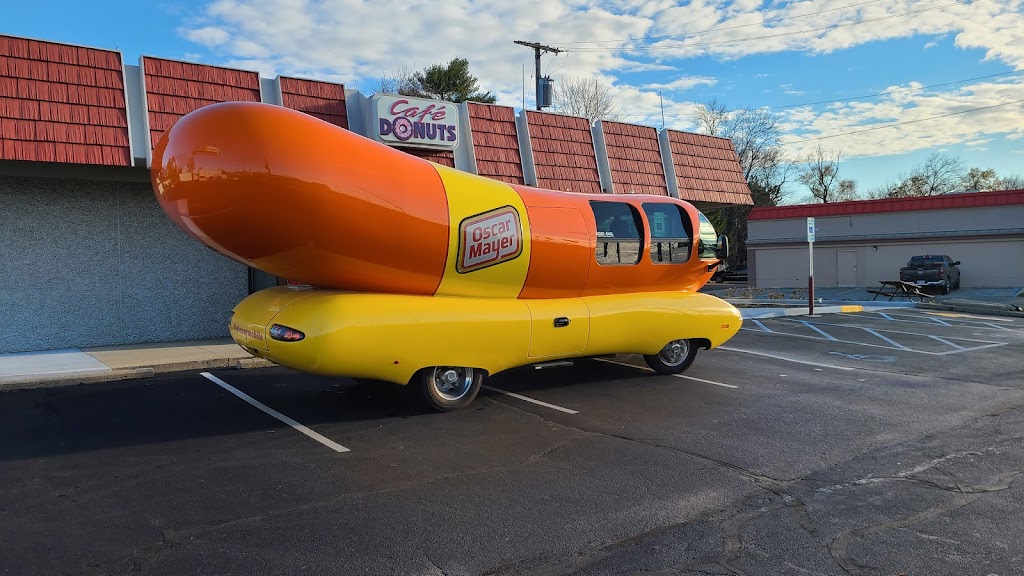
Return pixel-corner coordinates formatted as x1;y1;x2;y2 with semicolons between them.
837;250;857;286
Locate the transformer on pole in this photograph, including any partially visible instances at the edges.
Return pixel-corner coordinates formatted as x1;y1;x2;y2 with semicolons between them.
514;40;563;111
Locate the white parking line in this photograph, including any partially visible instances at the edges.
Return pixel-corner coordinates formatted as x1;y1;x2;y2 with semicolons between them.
595;358;738;389
201;372;350;453
928;335;965;350
862;328;911;351
717;347;856;370
762;317;1009;354
481;385;579;414
801;320;838;340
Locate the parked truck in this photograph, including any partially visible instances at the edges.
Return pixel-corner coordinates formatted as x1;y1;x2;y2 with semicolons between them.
899;255;961;294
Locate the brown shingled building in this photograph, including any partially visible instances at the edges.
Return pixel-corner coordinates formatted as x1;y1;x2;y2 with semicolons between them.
0;33;752;354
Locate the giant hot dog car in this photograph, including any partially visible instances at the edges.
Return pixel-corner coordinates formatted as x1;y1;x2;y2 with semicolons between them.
152;102;741;411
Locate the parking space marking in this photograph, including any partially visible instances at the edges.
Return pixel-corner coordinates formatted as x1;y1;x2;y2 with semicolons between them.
717;347;857;370
596;358;738;389
482;385;579;414
747;317;1010;355
928;335;965;350
861;328;911;351
869;311;1011;330
801;320;838;340
752;320;773;332
200;372;350;453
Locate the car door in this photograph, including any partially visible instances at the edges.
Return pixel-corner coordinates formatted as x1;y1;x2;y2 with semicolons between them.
524;299;590;358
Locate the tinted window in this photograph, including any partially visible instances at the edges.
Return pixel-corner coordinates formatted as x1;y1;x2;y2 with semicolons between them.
697;211;718;260
591;201;643;266
642;203;692;264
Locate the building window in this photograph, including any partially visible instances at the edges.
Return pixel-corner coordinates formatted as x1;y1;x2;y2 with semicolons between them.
642;203;692;264
590;201;643;266
697;211;719;260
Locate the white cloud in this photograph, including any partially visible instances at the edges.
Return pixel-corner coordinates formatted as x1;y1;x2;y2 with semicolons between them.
183;26;230;47
643;75;717;91
175;0;1024;169
780;78;1024;159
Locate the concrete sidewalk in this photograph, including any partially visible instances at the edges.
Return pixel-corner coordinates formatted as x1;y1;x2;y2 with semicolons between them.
1;286;1020;391
0;339;272;390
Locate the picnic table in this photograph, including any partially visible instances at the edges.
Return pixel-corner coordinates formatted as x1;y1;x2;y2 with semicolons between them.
867;280;935;302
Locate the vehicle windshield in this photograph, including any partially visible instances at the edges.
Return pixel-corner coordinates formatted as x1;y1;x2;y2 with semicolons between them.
697;211;718;260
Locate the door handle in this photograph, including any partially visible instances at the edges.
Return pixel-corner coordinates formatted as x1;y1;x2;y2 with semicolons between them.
553;317;570;328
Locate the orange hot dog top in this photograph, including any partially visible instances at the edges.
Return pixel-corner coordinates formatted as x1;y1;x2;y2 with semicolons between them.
151;102;716;299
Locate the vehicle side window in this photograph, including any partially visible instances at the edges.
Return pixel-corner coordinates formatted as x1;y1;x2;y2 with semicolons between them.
590;201;643;266
642;203;692;264
697;211;718;260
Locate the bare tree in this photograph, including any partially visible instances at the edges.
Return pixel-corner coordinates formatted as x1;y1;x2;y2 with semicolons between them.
837;179;859;201
697;104;790;265
961;167;1000;191
377;63;417;95
1000;173;1024;190
552;76;620;121
694;99;729;137
918;153;966;195
798;145;843;203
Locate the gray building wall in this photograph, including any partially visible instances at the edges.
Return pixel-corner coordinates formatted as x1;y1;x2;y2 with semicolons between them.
0;175;248;353
747;205;1024;289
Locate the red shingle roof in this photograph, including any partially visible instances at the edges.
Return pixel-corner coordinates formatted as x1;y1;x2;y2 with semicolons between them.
143;57;260;151
601;120;667;195
0;35;130;166
399;146;455;168
749;189;1024;221
279;76;347;129
525;111;602;194
666;130;750;205
468;102;523;184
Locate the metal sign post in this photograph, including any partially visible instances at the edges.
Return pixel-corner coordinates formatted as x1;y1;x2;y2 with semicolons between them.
807;217;815;316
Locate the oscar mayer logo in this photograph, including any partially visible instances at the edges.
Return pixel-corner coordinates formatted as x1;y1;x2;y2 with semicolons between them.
457;206;523;273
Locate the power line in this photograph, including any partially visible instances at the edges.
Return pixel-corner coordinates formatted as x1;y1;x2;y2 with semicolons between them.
785;98;1024;144
514;41;563;110
566;1;970;52
556;0;888;46
769;70;1020;110
615;70;1021;118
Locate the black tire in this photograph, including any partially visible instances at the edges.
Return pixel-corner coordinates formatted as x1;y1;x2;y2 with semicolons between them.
941;280;949;295
416;366;483;412
643;339;699;375
714;275;724;283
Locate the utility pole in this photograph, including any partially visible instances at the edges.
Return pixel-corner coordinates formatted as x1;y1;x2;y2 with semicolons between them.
514;41;563;110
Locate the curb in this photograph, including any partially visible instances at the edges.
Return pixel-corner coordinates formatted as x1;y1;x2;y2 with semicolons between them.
739;304;865;319
915;302;1024;318
0;356;275;392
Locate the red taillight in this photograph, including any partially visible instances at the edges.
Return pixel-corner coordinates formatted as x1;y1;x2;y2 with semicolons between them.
269;324;305;342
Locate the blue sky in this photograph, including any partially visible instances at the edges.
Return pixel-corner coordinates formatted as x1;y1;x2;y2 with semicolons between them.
4;0;1023;202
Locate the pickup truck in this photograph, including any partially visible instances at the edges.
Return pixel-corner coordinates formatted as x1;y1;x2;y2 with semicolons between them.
899;255;960;294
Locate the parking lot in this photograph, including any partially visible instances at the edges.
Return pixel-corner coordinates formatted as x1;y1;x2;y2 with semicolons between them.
2;308;1023;576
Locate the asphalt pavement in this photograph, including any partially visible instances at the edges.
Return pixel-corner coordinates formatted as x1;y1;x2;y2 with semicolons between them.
1;289;1023;575
1;284;1019;390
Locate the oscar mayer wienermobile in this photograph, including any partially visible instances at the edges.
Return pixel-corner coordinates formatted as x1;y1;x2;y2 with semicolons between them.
152;101;742;411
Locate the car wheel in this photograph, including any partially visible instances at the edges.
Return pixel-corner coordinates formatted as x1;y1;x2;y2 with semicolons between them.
643;339;698;375
714;275;724;283
941;280;949;295
416;366;483;412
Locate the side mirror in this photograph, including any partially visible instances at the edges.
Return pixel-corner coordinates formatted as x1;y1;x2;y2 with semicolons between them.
953;261;960;266
716;234;730;259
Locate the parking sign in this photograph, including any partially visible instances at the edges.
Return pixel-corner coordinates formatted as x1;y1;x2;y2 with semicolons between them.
807;217;815;243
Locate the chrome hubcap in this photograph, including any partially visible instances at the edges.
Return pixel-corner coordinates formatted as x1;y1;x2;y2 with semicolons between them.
658;339;690;366
432;367;474;401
